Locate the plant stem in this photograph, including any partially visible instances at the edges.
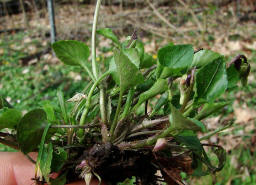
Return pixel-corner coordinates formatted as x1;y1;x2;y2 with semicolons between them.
120;89;134;120
79;71;111;126
131;116;169;133
110;90;124;138
80;63;96;82
199;122;233;141
50;124;99;128
0;138;19;150
91;0;102;79
91;0;108;140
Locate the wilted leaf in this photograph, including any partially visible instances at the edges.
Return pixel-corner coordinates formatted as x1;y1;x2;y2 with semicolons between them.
52;40;90;66
192;50;220;68
195;57;227;103
17;109;49;154
114;49;144;92
0;108;22;130
97;28;120;45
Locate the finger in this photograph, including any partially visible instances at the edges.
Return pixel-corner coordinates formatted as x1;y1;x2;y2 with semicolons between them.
0;152;37;185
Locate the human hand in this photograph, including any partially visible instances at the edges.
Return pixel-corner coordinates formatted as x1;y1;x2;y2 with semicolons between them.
0;152;101;185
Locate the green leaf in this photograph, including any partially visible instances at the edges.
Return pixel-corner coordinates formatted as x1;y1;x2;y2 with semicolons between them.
17;109;49;154
123;48;140;68
195;57;227;103
96;28;120;45
0;108;22;130
41;101;56;123
109;57;120;84
227;64;240;90
158;44;194;73
134;79;168;110
140;53;155;69
169;105;204;135
187;118;207;132
150;92;168;117
40;142;53;183
51;147;68;172
195;102;229;120
175;130;203;156
114;49;144;92
192;50;220;68
57;91;68;123
135;40;144;62
136;79;155;93
52;40;90;66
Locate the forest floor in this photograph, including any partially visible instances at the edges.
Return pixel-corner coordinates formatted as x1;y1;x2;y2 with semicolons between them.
0;2;256;185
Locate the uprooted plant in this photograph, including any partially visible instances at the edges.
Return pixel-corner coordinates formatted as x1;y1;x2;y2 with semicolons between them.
0;0;251;185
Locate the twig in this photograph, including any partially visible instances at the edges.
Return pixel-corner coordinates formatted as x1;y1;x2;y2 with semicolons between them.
131;116;169;133
176;0;203;31
147;0;180;33
0;138;19;150
127;130;161;138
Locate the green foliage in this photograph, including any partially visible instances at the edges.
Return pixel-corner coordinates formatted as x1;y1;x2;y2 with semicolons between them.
0;11;250;185
97;28;120;45
158;44;194;77
17;109;49;153
195;57;227;103
52;40;90;66
113;49;144;93
192;49;220;67
134;79;168;110
0;108;22;129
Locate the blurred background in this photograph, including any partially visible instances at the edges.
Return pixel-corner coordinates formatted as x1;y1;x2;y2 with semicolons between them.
0;0;256;184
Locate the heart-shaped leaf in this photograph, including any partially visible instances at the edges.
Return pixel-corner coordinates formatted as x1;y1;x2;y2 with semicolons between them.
0;108;22;130
17;109;49;154
195;57;227;103
52;40;90;66
158;44;194;75
97;28;120;45
192;50;220;68
114;49;144;93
